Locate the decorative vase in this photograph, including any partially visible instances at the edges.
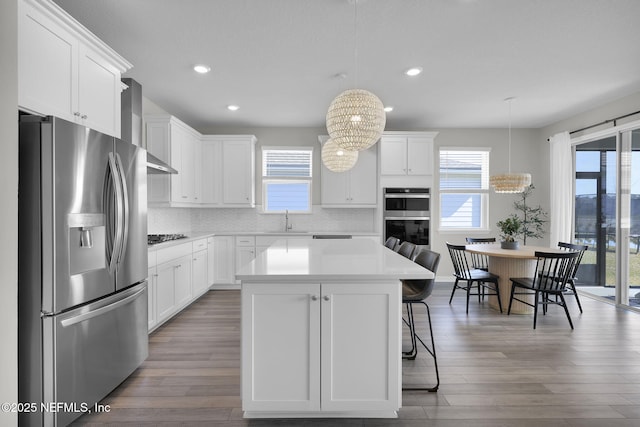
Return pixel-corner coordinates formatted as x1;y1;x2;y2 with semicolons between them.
501;240;519;250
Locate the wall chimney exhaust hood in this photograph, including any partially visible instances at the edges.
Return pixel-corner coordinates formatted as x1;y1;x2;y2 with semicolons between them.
147;152;178;174
121;77;178;174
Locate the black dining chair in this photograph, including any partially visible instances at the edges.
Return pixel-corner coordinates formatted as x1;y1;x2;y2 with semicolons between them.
465;237;496;271
507;250;581;329
401;249;440;392
557;242;588;313
384;236;400;251
446;243;502;313
397;241;417;260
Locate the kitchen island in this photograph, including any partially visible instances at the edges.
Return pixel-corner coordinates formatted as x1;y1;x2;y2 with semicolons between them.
236;238;434;419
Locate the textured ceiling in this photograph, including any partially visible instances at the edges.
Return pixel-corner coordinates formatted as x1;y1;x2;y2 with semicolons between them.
55;0;640;132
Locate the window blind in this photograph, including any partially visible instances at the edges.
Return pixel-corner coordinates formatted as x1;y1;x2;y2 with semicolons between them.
439;150;489;190
439;149;490;229
263;149;312;177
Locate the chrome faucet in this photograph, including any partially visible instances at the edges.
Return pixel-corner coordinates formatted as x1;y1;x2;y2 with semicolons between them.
285;209;293;232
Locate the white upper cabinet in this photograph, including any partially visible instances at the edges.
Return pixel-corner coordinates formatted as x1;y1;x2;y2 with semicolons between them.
320;137;377;207
380;132;438;176
147;122;256;208
146;115;202;206
223;138;256;206
201;136;257;208
18;0;131;137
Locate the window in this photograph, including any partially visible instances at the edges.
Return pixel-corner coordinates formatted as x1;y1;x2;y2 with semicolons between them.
439;148;490;230
262;147;313;213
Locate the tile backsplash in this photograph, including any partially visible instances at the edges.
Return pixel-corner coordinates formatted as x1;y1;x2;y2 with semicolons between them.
148;206;378;235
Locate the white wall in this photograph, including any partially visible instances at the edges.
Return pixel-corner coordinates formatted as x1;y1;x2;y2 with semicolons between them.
431;128;549;277
0;0;19;425
541;91;640;139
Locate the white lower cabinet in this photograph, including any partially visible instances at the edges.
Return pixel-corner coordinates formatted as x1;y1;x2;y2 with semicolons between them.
212;236;235;287
173;254;193;309
156;260;177;324
149;241;203;331
241;282;401;415
207;237;215;286
147;266;157;331
235;235;257;277
192;249;208;297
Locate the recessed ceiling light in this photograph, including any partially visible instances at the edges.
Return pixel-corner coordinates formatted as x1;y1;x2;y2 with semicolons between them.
405;67;423;77
227;105;240;111
384;106;394;112
193;64;211;74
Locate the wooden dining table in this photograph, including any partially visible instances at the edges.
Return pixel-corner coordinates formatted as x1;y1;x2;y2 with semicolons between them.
464;243;566;314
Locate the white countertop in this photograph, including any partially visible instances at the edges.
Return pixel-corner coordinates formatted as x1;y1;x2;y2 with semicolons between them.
147;231;380;250
236;238;433;282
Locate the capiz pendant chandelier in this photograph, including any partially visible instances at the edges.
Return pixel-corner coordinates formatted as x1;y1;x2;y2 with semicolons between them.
325;0;386;152
490;97;531;193
321;137;359;172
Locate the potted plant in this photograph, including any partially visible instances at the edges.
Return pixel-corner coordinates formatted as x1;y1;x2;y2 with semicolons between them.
496;214;523;249
514;184;548;245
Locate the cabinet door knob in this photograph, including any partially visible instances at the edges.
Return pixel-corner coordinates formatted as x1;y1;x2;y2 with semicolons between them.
73;112;80;117
81;114;88;120
311;295;318;301
323;295;330;301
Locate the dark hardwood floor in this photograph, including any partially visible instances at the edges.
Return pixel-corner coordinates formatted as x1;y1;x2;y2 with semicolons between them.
73;285;640;426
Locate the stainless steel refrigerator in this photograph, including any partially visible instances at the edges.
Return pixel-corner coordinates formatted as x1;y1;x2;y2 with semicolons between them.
18;115;149;426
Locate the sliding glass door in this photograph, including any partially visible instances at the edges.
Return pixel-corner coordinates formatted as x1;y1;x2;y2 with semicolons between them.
575;138;616;298
574;128;640;309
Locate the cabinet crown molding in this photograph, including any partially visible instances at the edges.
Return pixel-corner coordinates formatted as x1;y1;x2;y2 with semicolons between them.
22;0;132;72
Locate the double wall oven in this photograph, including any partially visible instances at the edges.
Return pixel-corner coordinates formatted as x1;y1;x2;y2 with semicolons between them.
384;188;430;249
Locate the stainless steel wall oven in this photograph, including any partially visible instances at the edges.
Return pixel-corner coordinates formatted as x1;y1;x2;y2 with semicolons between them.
384;188;430;249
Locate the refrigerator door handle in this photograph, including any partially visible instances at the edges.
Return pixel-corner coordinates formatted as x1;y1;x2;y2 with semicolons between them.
106;153;124;273
59;286;146;327
114;153;130;264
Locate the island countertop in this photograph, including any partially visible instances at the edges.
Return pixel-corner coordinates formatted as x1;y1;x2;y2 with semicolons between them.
236;238;433;282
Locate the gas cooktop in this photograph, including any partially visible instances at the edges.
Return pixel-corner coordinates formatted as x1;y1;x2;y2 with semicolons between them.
147;234;188;245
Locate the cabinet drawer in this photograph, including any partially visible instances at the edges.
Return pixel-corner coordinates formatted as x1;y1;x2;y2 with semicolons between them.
193;238;207;251
235;235;256;246
156;242;193;265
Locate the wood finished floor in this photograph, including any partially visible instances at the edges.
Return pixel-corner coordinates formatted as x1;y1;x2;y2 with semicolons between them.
73;285;640;427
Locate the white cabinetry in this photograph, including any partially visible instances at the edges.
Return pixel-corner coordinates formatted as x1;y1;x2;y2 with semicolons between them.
320;138;377;207
200;136;257;208
207;237;215;286
242;282;400;415
235;236;256;278
147;250;157;331
212;236;236;288
172;254;193;309
155;261;177;324
146;115;202;207
192;239;209;297
18;0;131;137
380;132;437;176
148;241;197;331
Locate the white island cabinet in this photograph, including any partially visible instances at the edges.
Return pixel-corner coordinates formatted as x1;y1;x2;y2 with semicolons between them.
237;238;433;419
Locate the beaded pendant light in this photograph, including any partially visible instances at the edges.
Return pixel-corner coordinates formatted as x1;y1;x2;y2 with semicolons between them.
490;98;532;193
321;137;359;172
325;0;385;152
326;89;386;151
